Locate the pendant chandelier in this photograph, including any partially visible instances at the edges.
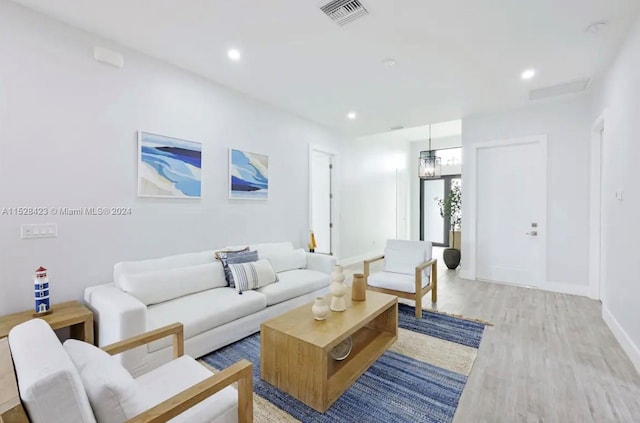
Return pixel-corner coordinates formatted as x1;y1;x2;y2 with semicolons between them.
418;124;441;179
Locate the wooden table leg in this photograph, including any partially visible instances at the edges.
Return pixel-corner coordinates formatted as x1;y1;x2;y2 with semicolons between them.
70;316;94;345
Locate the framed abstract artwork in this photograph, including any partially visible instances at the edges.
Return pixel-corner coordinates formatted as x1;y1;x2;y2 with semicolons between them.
229;149;269;200
137;131;202;198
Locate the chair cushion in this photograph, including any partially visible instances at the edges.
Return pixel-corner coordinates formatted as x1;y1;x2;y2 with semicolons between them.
229;259;278;293
117;262;227;306
135;356;237;423
8;319;96;423
367;271;430;294
257;269;329;306
64;340;150;423
383;240;432;275
146;288;267;352
260;248;307;273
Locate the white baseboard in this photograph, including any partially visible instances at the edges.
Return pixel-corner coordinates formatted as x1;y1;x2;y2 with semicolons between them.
541;281;590;297
459;270;474;280
338;250;382;268
603;305;640;374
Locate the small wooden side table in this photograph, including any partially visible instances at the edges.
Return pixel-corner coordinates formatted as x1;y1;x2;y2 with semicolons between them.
0;301;94;344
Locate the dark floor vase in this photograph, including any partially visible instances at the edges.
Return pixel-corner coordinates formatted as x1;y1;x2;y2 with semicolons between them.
443;248;461;269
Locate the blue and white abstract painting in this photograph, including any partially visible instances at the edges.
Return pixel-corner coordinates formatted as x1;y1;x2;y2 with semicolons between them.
138;132;202;198
229;149;268;200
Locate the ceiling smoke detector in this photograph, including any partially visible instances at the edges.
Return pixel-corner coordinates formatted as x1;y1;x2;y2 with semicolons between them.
321;0;369;26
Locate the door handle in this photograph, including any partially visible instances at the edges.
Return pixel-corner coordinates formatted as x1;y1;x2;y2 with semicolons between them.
526;231;538;236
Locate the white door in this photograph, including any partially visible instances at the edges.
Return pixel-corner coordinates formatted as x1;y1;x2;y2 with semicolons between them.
476;138;546;286
311;150;333;254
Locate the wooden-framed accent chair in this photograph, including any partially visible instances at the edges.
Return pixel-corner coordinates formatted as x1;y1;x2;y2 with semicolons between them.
363;239;437;319
1;318;252;423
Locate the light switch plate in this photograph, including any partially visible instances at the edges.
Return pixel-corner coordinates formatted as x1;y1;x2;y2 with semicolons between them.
21;223;57;239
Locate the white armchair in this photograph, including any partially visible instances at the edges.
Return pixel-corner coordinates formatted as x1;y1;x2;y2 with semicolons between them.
363;240;437;319
2;319;252;423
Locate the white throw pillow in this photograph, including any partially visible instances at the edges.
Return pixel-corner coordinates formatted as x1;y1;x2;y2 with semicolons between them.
64;340;150;423
117;262;226;305
229;259;278;293
263;248;307;273
384;246;426;275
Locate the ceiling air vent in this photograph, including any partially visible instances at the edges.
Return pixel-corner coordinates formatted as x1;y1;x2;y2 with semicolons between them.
321;0;368;26
529;78;590;101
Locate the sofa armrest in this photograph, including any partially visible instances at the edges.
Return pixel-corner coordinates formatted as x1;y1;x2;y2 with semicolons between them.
305;252;336;275
84;284;148;374
84;284;147;346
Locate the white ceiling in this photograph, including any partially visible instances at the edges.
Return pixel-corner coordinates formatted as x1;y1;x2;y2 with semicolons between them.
10;0;640;136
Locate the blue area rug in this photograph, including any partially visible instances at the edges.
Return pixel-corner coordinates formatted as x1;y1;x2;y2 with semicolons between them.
201;305;487;423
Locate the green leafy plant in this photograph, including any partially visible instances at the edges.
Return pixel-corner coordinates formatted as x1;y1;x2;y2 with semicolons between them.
437;183;462;249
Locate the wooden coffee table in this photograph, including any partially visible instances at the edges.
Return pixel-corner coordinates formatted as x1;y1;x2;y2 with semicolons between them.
260;290;398;412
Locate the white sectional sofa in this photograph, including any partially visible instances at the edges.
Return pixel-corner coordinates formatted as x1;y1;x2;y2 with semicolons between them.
84;242;335;377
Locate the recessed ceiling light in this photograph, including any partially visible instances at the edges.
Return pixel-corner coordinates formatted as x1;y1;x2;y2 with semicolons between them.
382;58;396;67
227;49;241;61
521;69;536;80
586;20;608;34
347;112;357;120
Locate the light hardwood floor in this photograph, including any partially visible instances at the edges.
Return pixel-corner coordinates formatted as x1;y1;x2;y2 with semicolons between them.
345;254;640;423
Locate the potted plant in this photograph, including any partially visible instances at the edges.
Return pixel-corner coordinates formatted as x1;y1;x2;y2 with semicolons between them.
437;183;462;269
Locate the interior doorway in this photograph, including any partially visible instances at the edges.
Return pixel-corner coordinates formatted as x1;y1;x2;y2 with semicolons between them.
309;147;336;255
589;113;605;301
472;136;547;287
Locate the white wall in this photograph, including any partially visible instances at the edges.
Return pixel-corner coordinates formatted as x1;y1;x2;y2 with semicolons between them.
461;95;592;295
339;133;410;264
592;13;640;372
0;1;346;314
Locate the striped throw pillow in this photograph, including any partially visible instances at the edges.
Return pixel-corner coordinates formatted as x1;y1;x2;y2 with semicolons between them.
215;249;257;288
228;259;278;293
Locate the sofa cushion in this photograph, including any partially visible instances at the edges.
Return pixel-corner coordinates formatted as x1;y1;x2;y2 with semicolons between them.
135;356;237;423
229;259;278;293
262;248;307;273
114;250;215;284
215;250;258;289
116;262;226;306
64;340;149;423
146;288;267;352
8;319;96;423
367;271;430;294
257;269;329;306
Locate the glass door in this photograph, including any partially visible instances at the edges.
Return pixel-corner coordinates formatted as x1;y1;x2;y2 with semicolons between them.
420;175;461;247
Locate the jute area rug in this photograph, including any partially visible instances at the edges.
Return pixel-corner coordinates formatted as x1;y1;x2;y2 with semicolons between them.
200;304;488;423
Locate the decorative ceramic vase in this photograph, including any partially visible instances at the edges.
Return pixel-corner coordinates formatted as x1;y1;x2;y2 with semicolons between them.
443;248;461;269
352;273;366;301
330;265;346;312
312;297;329;320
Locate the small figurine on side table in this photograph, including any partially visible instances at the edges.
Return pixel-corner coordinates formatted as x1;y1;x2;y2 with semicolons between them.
33;266;52;317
